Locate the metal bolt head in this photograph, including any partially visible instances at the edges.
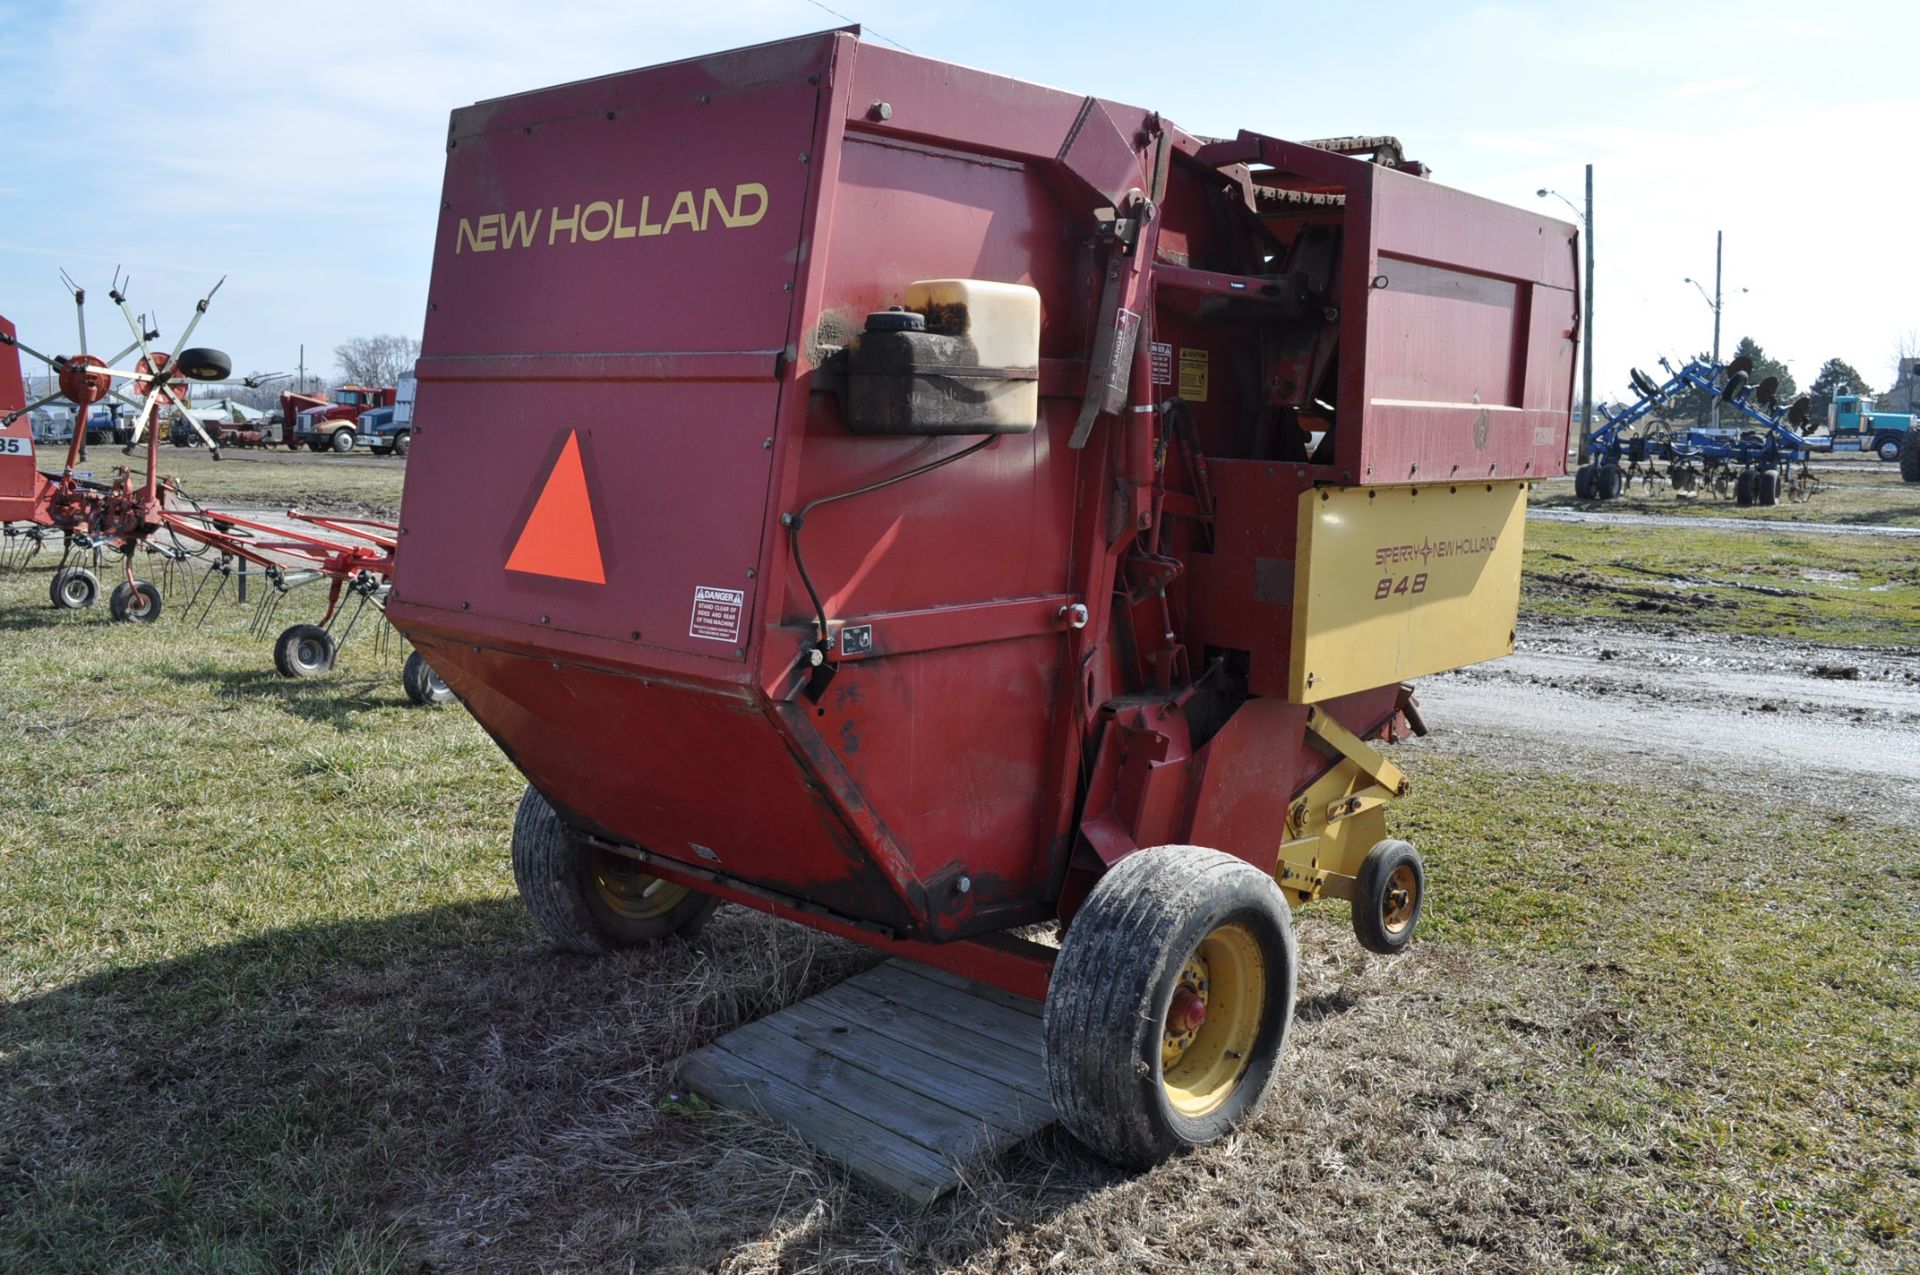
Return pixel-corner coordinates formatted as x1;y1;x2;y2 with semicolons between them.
955;875;972;894
869;101;892;121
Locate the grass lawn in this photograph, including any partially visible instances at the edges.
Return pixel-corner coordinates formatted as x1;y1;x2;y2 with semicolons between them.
1;522;1916;1270
1522;519;1920;648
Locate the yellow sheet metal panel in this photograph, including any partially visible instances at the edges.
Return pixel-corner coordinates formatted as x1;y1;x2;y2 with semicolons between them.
1288;480;1528;702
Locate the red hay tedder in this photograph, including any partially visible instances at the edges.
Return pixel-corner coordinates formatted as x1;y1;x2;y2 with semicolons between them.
0;285;449;705
256;28;1576;1166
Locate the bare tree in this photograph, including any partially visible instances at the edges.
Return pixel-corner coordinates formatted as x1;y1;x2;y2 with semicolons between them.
1893;331;1919;411
333;334;421;388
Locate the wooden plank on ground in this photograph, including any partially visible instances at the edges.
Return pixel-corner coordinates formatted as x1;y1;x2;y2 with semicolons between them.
675;958;1054;1202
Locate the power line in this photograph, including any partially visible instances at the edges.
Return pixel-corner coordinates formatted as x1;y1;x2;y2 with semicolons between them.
799;0;913;51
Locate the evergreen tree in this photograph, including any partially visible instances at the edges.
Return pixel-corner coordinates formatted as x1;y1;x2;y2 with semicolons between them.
1808;357;1875;425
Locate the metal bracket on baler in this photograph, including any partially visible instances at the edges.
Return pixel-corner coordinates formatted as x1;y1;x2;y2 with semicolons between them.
1271;707;1412;905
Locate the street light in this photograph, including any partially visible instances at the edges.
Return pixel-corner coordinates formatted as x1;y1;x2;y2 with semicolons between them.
1537;164;1594;460
1681;230;1748;429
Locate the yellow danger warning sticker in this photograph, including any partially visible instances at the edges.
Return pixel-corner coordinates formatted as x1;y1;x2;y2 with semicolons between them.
1178;347;1210;402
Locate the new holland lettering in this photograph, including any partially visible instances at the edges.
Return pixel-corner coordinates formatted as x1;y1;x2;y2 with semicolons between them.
456;182;769;253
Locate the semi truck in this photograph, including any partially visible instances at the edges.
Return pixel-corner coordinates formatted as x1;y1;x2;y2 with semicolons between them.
291;383;398;453
1826;392;1915;461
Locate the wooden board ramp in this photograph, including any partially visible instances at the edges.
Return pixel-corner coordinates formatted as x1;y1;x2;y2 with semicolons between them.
675;959;1054;1201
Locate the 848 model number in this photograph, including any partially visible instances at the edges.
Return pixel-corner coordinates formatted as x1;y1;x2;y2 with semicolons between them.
1374;572;1428;600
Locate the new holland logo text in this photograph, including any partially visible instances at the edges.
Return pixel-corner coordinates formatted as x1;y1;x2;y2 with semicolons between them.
455;183;769;254
1373;533;1500;568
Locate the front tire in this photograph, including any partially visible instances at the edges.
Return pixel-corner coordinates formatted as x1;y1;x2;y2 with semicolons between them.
1875;434;1902;462
273;623;336;678
1351;839;1426;955
510;786;719;953
1044;845;1297;1169
392;430;410;457
108;580;162;623
49;567;99;610
330;429;355;454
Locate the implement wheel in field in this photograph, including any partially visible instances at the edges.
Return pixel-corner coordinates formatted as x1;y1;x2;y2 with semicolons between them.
1043;845;1297;1168
402;650;456;706
1734;470;1754;507
274;623;336;678
1573;463;1595;500
1597;463;1624;500
511;785;719;953
1351;839;1426;955
108;579;162;623
1755;470;1780;507
49;567;98;610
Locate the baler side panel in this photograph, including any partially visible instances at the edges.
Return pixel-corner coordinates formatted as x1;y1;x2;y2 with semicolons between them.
1351;168;1579;484
762;117;1099;914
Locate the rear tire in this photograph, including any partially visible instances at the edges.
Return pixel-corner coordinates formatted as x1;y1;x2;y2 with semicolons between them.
1901;431;1920;483
511;786;719;953
108;580;162;623
1044;845;1297;1169
49;567;98;610
402;650;456;706
1598;463;1624;500
1351;839;1426;955
273;623;336;678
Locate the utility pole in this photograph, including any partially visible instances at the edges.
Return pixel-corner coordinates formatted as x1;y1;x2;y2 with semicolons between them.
298;344;306;395
1709;230;1722;432
1536;168;1596;460
1581;163;1594;458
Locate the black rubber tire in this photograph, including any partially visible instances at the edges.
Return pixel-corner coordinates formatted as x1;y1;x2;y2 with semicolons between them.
306;442;325;453
330;429;354;454
510;785;719;953
1901;430;1920;484
108;580;163;623
273;623;336;678
1043;845;1298;1169
175;347;232;381
370;447;390;458
1598;463;1624;500
49;567;98;610
402;650;456;706
1756;471;1780;507
1573;464;1595;500
392;431;410;457
1874;434;1902;463
1630;368;1660;399
1734;471;1754;507
1351;839;1426;955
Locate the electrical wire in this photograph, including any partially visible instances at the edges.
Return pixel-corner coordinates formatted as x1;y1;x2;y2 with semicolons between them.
797;0;914;51
782;433;999;650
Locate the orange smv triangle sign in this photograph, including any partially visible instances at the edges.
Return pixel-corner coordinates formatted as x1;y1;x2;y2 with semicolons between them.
505;430;606;584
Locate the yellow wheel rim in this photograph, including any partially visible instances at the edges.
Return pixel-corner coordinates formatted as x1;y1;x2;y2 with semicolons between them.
1381;864;1419;935
1161;922;1266;1118
590;847;690;920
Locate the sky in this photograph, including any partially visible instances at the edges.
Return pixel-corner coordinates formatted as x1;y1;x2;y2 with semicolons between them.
2;0;1915;406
